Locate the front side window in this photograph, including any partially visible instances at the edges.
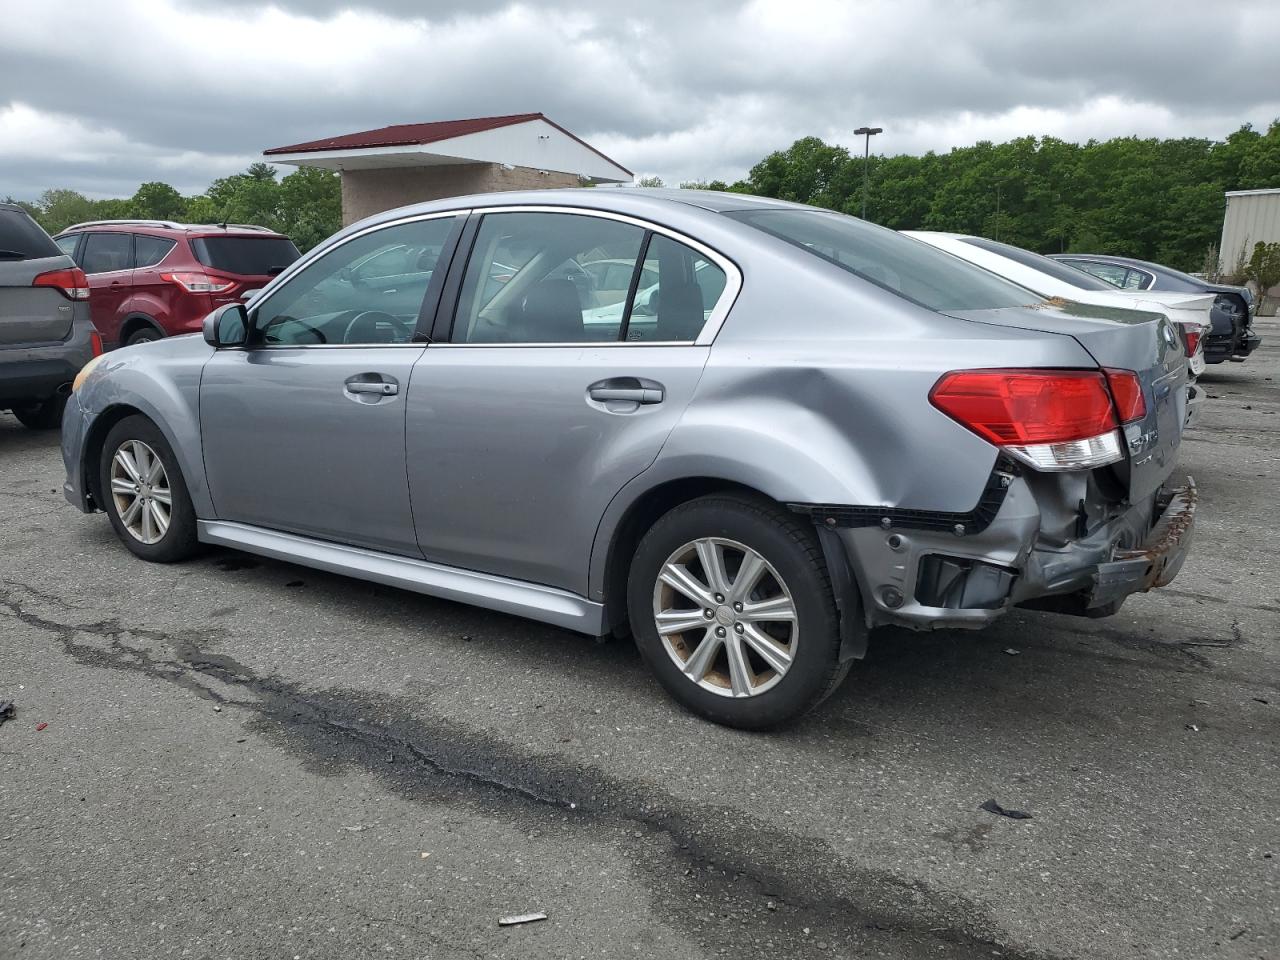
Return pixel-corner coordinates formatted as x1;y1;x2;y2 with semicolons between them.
80;232;133;275
453;212;646;344
252;216;457;347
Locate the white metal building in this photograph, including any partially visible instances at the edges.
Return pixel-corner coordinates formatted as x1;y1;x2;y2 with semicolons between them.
1219;188;1280;311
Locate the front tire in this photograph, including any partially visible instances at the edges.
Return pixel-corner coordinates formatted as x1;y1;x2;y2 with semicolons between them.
627;495;848;729
12;395;66;430
99;415;200;563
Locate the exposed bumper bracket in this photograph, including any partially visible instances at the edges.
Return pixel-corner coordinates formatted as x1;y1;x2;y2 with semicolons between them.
1090;477;1197;608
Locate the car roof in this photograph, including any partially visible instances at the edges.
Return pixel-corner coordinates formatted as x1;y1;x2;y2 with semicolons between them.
352;187;801;228
57;220;288;239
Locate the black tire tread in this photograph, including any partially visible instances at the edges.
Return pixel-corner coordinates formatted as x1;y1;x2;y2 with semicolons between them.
99;414;200;564
628;493;851;729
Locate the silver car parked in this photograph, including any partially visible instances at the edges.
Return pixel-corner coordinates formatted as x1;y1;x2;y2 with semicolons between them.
62;190;1196;728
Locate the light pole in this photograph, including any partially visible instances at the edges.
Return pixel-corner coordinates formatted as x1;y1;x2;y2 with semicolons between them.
853;126;882;220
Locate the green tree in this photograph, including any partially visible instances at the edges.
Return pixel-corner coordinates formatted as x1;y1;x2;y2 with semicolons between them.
277;167;342;251
636;175;665;188
129;181;187;221
1245;241;1280;313
33;189;98;232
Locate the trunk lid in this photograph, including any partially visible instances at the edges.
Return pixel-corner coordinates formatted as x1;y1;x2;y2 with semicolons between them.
948;300;1188;503
0;254;75;345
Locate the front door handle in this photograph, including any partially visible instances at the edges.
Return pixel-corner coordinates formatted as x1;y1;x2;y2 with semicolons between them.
589;385;663;404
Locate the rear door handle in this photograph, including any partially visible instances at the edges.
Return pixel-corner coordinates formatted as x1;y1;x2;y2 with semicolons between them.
345;377;398;396
589;386;663;404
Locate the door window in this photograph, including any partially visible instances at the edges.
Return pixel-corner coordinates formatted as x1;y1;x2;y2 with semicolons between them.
453;212;646;343
452;212;725;344
80;233;134;275
251;216;457;346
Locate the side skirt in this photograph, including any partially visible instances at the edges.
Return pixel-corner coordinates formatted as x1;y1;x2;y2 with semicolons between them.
197;520;607;636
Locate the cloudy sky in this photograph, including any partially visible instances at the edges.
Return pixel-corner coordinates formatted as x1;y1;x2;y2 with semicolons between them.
2;0;1279;200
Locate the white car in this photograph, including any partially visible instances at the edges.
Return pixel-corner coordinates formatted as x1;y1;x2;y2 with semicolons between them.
905;232;1209;376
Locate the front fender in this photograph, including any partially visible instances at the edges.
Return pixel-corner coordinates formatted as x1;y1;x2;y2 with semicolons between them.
73;337;215;517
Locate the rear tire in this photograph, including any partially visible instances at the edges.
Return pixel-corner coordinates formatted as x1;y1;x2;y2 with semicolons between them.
627;494;848;729
12;395;66;430
99;415;200;563
125;328;161;347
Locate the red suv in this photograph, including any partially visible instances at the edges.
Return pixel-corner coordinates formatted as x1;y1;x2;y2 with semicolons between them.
53;220;301;348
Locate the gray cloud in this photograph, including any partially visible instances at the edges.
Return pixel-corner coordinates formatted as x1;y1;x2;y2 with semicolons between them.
1;0;1278;200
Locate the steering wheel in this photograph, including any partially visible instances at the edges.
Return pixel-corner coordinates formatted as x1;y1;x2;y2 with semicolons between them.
342;310;412;345
261;314;327;345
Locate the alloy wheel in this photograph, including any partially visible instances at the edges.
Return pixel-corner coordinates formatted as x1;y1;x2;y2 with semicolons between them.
109;439;172;545
652;537;798;697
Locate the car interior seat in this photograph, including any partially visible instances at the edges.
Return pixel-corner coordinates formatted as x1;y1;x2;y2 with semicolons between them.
518;278;583;342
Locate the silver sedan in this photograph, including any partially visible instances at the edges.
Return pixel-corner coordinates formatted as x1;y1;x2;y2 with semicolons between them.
62;190;1196;727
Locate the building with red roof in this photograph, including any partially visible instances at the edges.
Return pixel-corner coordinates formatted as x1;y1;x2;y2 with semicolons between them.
264;113;632;225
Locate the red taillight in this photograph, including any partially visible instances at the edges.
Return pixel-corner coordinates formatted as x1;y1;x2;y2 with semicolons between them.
160;272;234;294
90;330;104;357
929;368;1137;471
32;266;89;301
1176;321;1202;358
1102;368;1146;424
929;369;1119;445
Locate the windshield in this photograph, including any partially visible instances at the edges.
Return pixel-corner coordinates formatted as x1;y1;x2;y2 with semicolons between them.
725;209;1038;312
191;235;301;277
961;237;1116;291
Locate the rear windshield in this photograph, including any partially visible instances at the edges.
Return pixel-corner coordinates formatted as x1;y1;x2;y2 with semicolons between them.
961;237;1116;291
724;209;1037;312
0;207;61;261
191;235;301;277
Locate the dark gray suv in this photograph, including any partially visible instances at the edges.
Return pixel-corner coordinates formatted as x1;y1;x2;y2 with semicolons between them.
0;203;101;429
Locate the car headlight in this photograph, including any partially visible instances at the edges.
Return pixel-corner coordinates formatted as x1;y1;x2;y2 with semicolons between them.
72;354;107;394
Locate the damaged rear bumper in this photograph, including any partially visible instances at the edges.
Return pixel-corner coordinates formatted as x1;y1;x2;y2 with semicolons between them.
799;472;1197;632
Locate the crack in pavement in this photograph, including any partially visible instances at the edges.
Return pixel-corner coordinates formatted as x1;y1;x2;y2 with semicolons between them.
0;581;1063;960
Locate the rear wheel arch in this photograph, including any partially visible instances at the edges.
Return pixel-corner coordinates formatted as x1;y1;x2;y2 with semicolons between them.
598;477;788;636
120;314;165;345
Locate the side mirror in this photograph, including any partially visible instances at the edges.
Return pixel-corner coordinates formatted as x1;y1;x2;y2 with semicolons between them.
203;303;248;347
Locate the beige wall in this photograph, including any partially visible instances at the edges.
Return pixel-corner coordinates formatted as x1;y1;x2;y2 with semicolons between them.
340;163;581;225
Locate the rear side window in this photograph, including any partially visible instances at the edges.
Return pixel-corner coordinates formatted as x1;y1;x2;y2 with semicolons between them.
961;237;1116;291
134;235;176;268
727;209;1036;312
191;235;301;277
81;232;134;274
626;234;727;342
0;208;61;261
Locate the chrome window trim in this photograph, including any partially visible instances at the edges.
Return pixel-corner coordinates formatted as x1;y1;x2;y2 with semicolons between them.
451;204;743;347
244;209;470;349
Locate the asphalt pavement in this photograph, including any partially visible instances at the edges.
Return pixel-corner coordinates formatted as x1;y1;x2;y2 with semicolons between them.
2;320;1278;960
